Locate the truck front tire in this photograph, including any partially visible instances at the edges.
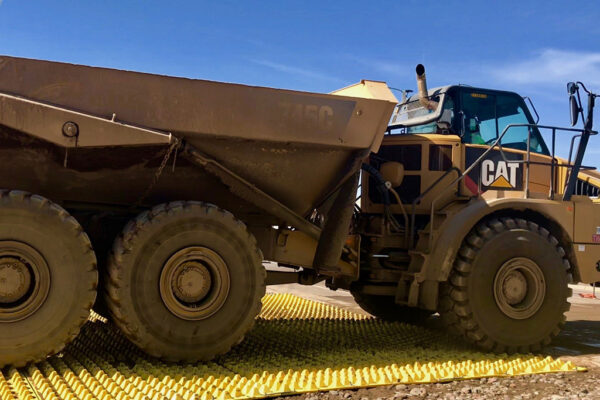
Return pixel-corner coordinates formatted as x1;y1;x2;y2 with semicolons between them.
439;217;571;353
104;201;265;362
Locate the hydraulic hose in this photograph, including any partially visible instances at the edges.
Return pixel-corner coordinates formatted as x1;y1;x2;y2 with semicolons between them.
361;164;407;237
361;164;390;205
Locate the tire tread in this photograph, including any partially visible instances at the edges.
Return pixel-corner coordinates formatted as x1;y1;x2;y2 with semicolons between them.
104;201;265;362
439;217;571;353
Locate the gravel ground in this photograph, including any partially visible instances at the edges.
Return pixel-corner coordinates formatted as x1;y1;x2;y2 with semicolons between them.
275;371;600;400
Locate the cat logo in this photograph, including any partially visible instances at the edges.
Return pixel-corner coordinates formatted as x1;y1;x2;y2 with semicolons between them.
481;160;520;189
465;148;524;193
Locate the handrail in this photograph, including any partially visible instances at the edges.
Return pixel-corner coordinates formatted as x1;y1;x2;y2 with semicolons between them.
493;124;597;198
523;97;540;124
423;123;597;251
568;134;582;165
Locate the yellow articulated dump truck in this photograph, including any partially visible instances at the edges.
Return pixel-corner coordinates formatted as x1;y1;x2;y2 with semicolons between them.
0;57;598;367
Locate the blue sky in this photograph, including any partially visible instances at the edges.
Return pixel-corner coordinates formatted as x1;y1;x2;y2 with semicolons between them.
1;0;599;165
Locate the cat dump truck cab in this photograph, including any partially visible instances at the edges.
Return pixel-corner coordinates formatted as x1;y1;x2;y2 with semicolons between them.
353;65;600;352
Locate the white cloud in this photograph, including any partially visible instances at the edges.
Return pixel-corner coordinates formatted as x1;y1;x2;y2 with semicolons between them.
249;59;344;84
491;49;600;88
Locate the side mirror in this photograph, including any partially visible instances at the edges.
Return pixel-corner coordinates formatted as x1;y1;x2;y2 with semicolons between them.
569;94;579;127
568;82;579;127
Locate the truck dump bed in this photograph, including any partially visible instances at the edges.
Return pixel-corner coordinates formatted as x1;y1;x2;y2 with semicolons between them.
0;56;396;218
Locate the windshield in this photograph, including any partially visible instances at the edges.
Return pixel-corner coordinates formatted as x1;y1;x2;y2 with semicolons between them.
389;92;454;134
461;90;549;155
389;93;445;133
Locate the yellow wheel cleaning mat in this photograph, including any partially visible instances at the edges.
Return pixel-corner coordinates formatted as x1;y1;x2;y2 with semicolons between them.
0;294;582;400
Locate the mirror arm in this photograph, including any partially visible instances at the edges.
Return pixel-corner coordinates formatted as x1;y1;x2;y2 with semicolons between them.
585;93;595;131
577;81;590;94
576;89;586;127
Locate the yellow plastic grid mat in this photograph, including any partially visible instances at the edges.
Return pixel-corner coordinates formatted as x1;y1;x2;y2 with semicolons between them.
0;293;582;400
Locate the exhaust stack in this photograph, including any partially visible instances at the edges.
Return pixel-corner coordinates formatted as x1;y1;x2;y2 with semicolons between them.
416;64;438;110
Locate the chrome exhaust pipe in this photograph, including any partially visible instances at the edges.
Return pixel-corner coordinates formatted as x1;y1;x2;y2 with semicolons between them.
416;64;438;110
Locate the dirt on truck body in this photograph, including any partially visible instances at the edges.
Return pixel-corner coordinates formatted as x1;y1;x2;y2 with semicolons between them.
0;55;396;366
0;57;600;368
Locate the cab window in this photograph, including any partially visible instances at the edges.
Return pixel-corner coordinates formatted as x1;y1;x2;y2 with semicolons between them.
460;92;496;145
460;90;549;155
496;95;546;153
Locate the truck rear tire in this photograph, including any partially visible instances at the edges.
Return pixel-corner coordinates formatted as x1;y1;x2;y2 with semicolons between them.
0;190;97;367
439;217;571;353
104;201;266;362
351;290;431;322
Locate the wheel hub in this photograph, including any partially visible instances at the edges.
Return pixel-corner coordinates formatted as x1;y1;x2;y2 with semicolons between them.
493;257;546;320
160;247;230;321
502;270;527;305
0;241;51;322
0;257;32;303
171;262;212;303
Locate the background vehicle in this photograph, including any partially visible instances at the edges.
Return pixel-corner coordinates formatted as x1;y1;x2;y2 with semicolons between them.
0;57;598;366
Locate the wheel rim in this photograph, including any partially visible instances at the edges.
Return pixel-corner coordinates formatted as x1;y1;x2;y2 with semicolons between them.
493;257;545;320
159;247;230;321
0;241;51;322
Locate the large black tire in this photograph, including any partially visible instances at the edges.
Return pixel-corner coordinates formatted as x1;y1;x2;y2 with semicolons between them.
104;201;266;362
439;217;572;353
0;190;97;367
83;214;131;319
351;290;431;323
